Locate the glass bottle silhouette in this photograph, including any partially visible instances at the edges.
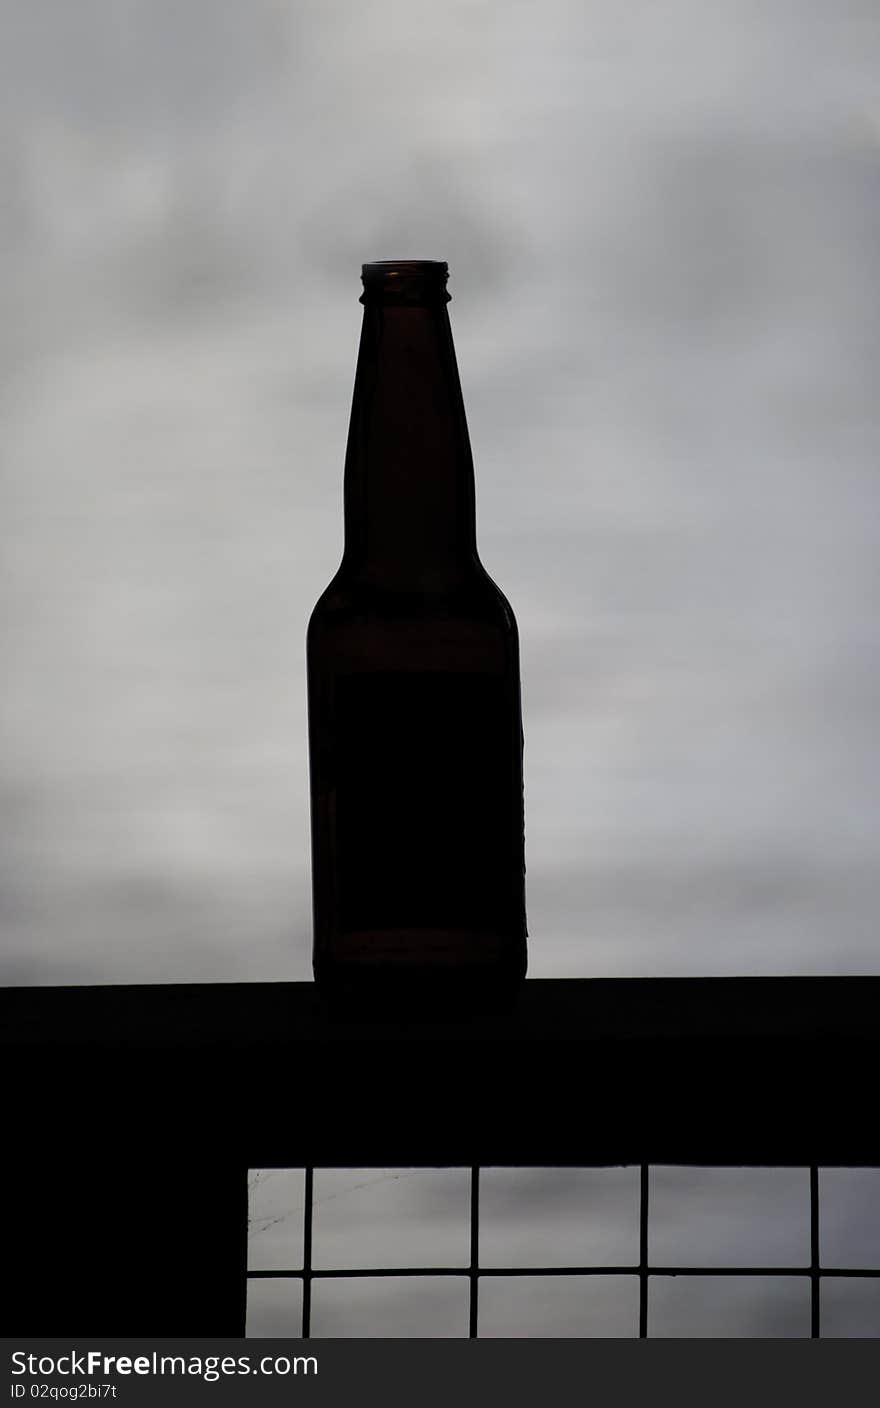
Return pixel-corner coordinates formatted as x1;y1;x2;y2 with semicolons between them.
307;260;527;1004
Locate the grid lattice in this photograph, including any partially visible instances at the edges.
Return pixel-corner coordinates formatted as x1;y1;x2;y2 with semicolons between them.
247;1165;880;1338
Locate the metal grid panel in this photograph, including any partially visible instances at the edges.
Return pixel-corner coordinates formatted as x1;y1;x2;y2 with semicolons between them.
247;1164;880;1338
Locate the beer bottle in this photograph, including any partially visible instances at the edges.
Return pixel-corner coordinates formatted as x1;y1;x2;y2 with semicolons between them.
307;260;527;1005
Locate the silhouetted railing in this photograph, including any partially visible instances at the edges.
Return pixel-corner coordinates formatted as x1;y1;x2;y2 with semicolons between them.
248;1162;880;1338
3;978;878;1335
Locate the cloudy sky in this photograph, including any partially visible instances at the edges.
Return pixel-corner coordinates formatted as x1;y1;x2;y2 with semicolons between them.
2;0;879;1337
2;0;879;986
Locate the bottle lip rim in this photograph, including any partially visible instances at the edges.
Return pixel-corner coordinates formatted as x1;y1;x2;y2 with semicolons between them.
360;261;451;304
361;260;449;279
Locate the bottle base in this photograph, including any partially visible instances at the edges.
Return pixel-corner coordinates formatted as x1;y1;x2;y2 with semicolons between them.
313;953;526;1024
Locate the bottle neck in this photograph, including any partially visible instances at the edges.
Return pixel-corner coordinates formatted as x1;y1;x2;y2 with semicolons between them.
342;297;478;590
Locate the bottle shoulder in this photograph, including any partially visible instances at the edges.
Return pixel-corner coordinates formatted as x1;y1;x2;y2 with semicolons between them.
307;563;521;681
308;561;519;634
472;563;520;638
306;567;350;634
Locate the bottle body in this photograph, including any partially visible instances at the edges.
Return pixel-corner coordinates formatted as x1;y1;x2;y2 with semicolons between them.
308;262;527;1004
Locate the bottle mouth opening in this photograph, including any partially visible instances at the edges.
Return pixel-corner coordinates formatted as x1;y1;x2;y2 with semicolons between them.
361;260;450;304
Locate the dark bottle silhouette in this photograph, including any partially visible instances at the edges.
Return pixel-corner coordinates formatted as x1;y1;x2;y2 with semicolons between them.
307;260;527;1005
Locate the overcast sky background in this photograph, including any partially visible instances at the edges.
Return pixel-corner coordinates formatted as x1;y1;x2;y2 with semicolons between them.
2;0;879;1337
2;0;879;986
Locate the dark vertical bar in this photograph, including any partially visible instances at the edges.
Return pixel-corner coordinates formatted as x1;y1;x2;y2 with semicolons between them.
810;1165;820;1339
639;1164;649;1338
7;1152;249;1335
235;1164;250;1337
469;1166;480;1339
302;1166;314;1339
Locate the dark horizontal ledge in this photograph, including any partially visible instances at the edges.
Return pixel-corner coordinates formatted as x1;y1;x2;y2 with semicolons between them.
4;975;879;1047
3;977;879;1166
